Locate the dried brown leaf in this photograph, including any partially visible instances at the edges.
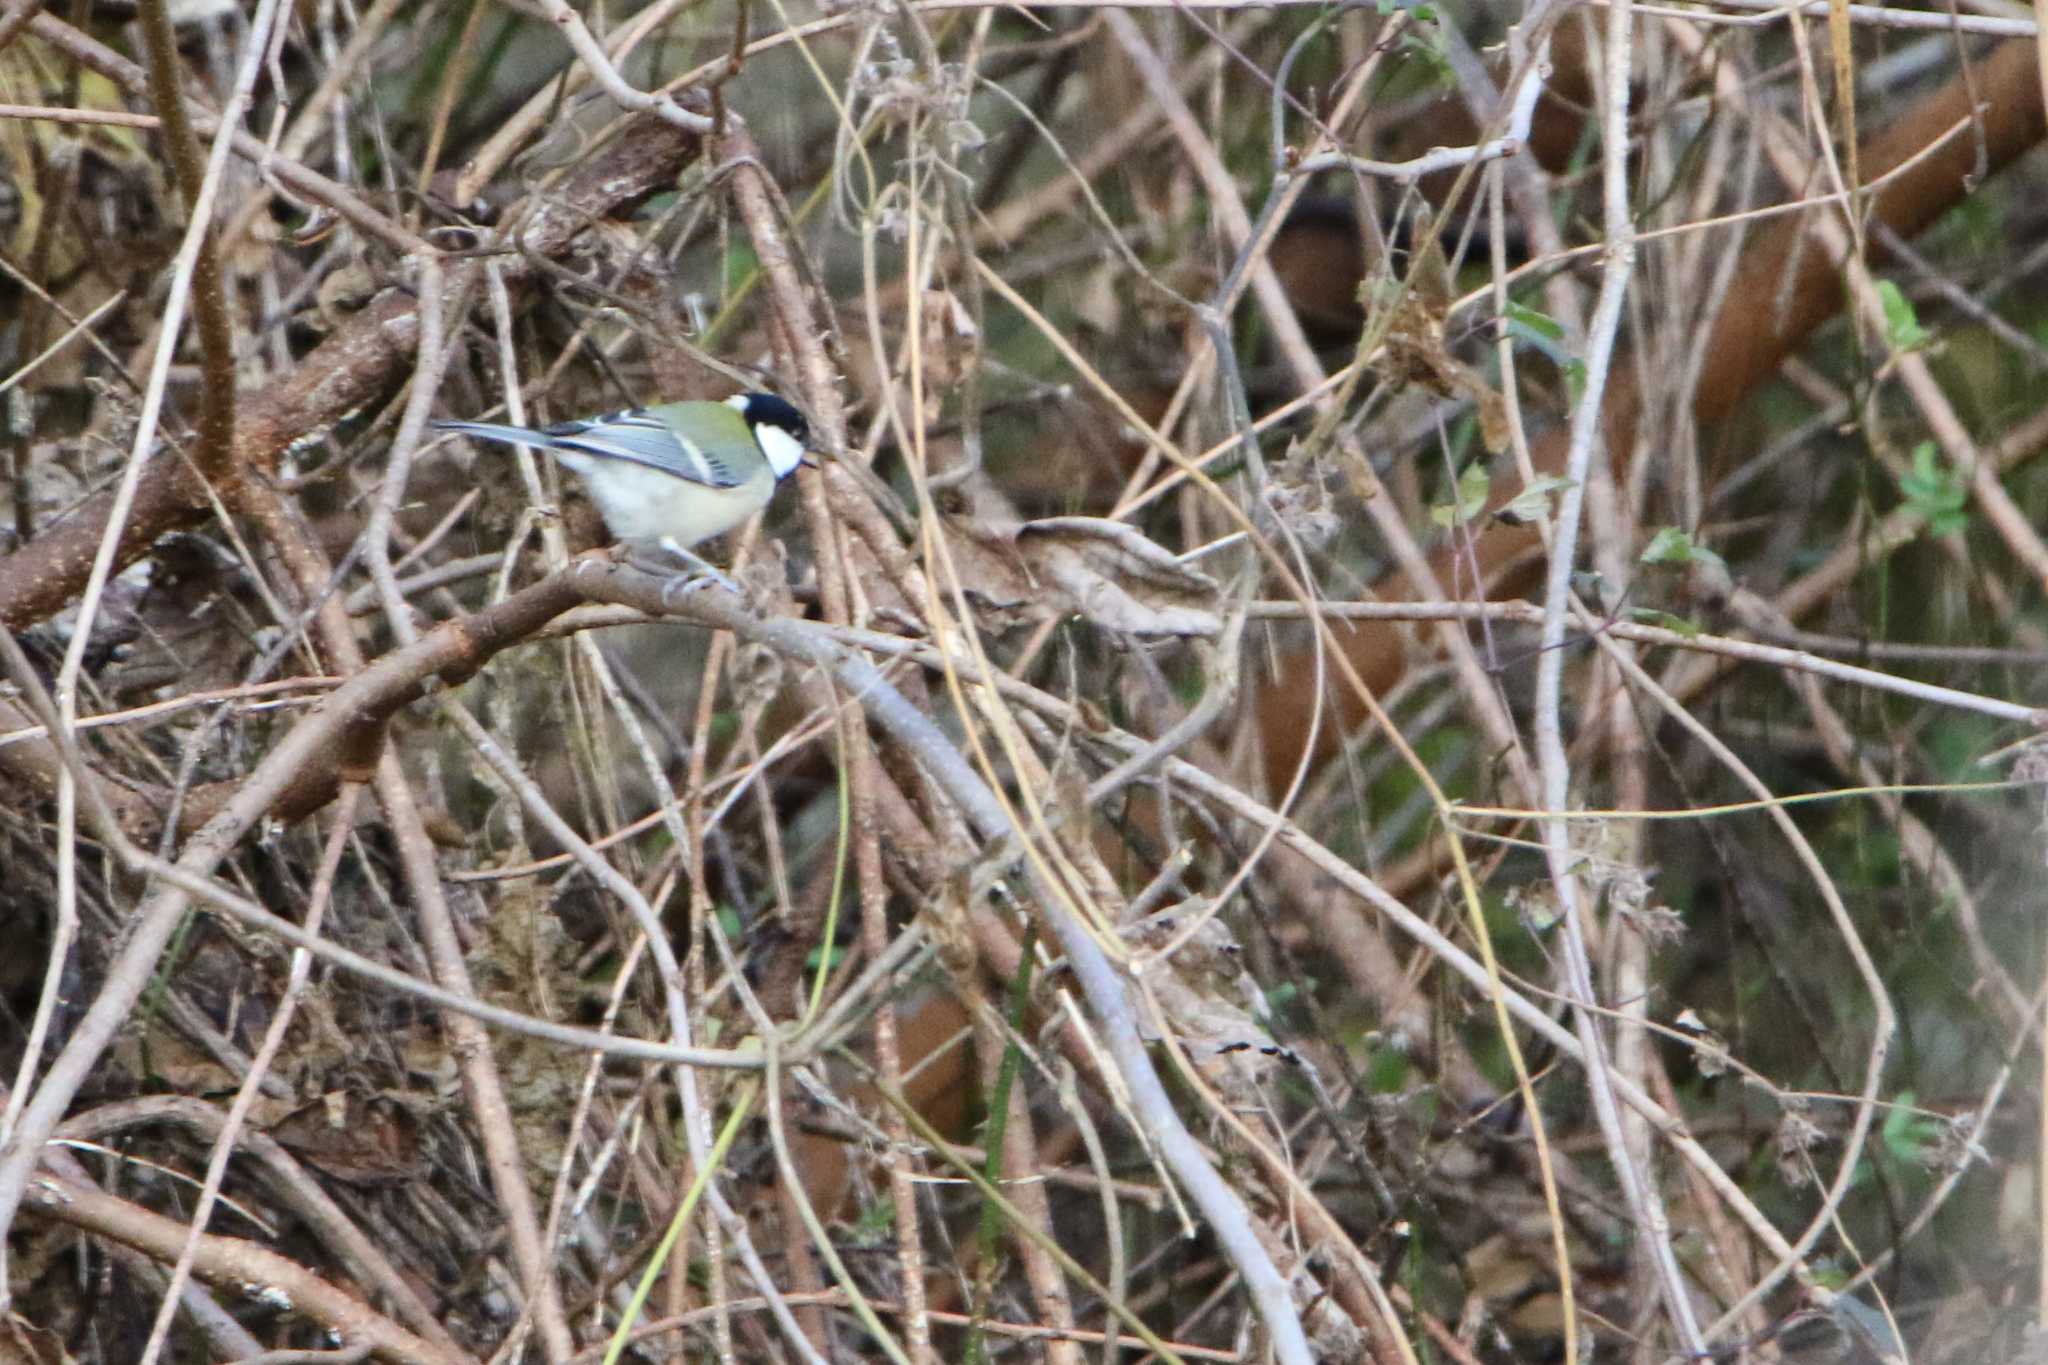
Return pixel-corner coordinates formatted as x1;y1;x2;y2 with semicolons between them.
266;1090;427;1187
945;512;1222;637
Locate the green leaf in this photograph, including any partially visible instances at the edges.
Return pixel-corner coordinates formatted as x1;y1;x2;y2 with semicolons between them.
1640;526;1727;572
1898;441;1969;537
1430;462;1492;528
1504;301;1565;343
1877;279;1931;351
1879;1091;1944;1168
1506;302;1581;398
1496;475;1574;526
1560;356;1587;406
851;1197;896;1239
1631;607;1701;639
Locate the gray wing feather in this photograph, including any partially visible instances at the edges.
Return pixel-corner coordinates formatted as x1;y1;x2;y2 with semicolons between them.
436;410;741;489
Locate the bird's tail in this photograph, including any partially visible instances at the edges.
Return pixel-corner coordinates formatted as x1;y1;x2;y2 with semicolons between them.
431;420;547;449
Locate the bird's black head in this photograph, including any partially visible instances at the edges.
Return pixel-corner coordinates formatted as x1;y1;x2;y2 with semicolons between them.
731;391;811;479
736;392;809;443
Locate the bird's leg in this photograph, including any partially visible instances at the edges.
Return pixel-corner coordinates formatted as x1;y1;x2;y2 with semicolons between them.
637;536;742;597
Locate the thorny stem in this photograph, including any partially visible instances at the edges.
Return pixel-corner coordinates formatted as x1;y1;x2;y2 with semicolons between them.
1528;0;1706;1352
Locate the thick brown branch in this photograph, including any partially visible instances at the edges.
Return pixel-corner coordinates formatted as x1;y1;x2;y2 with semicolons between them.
0;292;420;631
1262;37;2048;793
22;1172;471;1365
135;0;237;496
0;107;704;633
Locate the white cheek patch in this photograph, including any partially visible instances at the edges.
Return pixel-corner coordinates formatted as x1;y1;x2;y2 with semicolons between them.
754;422;807;478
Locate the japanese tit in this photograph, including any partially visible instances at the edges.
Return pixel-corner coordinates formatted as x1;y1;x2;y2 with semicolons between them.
433;392;810;571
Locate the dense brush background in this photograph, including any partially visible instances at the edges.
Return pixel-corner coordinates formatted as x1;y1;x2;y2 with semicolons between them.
0;0;2044;1361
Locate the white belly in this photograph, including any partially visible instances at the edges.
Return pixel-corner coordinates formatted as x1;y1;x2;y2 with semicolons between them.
551;454;773;548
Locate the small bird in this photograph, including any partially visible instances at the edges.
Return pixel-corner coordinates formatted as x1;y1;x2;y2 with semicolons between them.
434;391;810;589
